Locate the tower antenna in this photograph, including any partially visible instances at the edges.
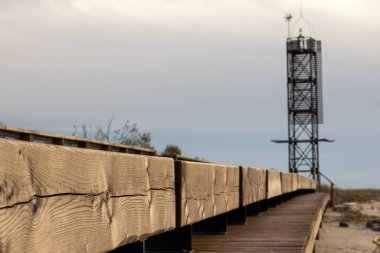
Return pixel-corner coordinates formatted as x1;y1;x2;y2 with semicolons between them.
284;13;292;38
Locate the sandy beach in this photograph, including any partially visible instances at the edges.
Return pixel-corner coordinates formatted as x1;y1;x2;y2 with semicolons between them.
316;201;380;253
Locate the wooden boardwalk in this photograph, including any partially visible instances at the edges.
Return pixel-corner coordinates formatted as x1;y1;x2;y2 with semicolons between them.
0;125;322;253
193;193;329;253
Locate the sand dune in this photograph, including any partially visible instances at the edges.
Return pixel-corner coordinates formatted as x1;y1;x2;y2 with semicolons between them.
316;201;380;253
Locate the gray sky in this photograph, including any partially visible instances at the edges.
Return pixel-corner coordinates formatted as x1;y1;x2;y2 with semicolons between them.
1;0;379;188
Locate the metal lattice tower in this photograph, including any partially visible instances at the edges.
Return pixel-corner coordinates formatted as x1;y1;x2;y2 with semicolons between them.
273;30;332;186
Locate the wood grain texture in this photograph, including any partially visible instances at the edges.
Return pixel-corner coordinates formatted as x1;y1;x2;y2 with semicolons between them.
241;167;267;206
292;173;298;191
0;139;175;253
177;161;239;227
297;174;315;190
298;174;306;190
281;172;293;194
267;170;282;199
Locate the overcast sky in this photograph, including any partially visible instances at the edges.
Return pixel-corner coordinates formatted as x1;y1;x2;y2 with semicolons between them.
1;0;379;188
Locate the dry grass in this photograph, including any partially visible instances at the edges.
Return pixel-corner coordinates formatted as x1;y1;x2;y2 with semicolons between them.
341;209;367;223
319;185;380;204
318;185;380;223
334;188;380;204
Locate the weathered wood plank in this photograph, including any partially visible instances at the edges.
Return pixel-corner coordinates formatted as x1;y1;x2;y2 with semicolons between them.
298;174;307;190
176;161;239;227
1;191;173;253
311;180;317;190
0;139;175;253
298;174;303;190
281;172;293;194
192;193;330;253
267;170;281;199
241;167;266;206
303;193;330;253
296;175;316;190
292;173;298;191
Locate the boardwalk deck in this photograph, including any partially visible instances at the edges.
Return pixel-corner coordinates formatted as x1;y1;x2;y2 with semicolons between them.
193;193;329;253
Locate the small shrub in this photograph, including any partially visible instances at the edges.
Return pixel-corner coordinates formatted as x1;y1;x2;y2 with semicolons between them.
341;209;365;223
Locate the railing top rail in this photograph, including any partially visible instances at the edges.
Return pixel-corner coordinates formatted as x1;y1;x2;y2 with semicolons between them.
0;125;156;156
319;171;335;186
161;154;210;163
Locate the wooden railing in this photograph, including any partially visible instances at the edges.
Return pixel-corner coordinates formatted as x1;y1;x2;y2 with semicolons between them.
0;125;156;155
0;126;318;253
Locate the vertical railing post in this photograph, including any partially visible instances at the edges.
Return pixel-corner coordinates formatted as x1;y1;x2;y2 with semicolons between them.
144;225;192;252
111;241;144;253
330;183;334;207
227;166;247;224
227;206;247;225
192;213;228;234
246;202;260;216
